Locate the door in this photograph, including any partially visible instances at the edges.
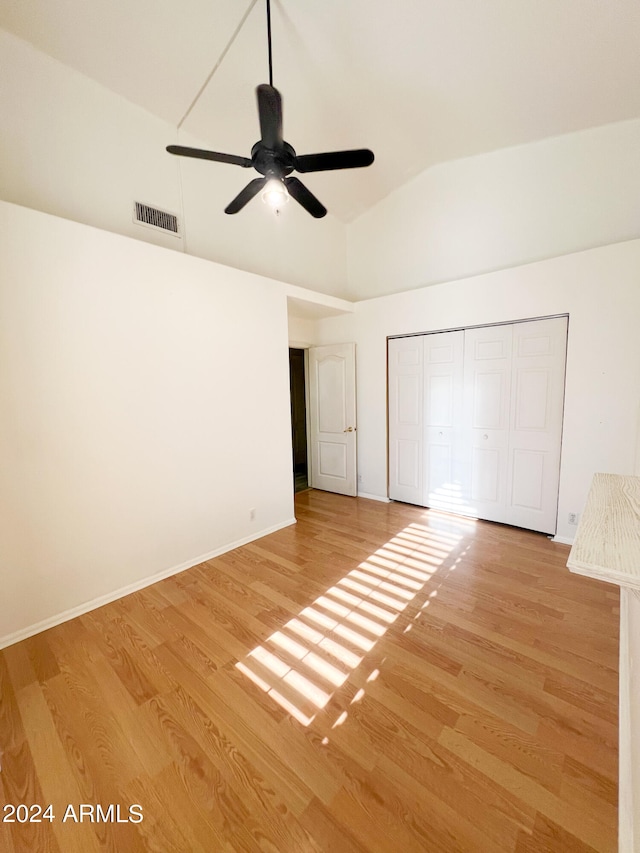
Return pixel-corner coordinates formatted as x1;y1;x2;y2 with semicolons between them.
388;336;424;504
506;316;567;532
308;343;357;496
387;317;568;534
462;324;513;524
423;331;465;514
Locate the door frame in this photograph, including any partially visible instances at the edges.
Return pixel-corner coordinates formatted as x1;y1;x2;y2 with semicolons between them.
387;313;569;341
287;343;314;494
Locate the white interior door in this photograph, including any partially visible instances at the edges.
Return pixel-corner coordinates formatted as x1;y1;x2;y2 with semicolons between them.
308;343;357;496
463;324;513;524
388;336;424;504
506;316;568;532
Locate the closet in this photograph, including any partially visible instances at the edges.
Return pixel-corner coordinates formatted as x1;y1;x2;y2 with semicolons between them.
388;316;568;534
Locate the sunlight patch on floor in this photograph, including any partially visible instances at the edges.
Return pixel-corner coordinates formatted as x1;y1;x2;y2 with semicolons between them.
235;517;466;726
426;482;480;519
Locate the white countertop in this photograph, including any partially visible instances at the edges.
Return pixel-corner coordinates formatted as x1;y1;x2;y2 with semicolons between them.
567;473;640;590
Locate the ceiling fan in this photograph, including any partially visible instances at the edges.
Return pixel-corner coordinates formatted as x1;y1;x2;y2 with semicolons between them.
166;0;374;218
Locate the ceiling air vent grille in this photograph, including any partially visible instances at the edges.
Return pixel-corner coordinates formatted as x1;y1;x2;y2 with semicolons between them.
133;202;181;237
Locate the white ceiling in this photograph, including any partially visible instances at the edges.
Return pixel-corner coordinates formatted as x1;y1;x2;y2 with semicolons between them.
2;0;639;222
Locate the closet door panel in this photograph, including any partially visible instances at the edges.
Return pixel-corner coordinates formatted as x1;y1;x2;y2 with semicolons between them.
424;331;465;514
510;449;545;509
507;316;568;533
388;336;424;504
463;325;513;523
472;370;509;429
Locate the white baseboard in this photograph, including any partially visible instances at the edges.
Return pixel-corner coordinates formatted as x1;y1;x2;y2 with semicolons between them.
552;535;574;545
0;517;297;650
357;491;391;503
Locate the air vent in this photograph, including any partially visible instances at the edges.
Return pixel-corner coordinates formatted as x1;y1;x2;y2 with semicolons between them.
133;202;181;237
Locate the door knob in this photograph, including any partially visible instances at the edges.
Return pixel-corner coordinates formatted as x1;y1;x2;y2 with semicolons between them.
343;426;354;433
483;434;488;440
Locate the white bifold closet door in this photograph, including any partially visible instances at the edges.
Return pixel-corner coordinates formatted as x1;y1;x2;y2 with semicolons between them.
388;316;567;534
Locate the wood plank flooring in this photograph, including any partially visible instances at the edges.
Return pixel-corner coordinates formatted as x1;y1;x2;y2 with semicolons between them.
0;491;619;852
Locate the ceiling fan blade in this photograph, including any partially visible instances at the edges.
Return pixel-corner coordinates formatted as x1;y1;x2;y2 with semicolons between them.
285;177;327;219
166;145;252;168
224;178;267;214
256;84;283;150
295;149;374;173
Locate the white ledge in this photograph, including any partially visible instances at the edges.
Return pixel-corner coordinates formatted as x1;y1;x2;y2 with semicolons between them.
567;472;640;853
567;472;640;590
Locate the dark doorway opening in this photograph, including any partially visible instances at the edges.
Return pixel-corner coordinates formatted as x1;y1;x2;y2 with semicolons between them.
289;348;309;492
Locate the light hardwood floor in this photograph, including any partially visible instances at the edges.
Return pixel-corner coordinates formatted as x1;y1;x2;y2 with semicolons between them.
0;490;619;852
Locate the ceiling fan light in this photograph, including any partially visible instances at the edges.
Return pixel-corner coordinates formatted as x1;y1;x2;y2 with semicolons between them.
262;178;289;210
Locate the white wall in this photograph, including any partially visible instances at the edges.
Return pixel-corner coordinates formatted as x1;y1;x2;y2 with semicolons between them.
288;316;318;348
0;200;296;646
347;119;640;300
0;30;183;253
0;29;348;298
316;239;640;543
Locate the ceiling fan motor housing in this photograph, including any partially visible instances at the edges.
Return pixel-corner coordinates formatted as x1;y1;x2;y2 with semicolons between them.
251;141;296;179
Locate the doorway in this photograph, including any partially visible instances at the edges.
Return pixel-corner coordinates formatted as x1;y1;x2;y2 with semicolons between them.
289;348;309;492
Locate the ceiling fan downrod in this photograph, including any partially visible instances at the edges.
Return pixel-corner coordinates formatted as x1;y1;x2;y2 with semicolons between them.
266;0;273;87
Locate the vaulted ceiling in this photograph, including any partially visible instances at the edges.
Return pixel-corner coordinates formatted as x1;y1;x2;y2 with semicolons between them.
2;0;639;223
